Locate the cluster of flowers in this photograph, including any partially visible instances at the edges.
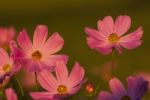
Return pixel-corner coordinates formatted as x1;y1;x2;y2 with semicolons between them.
0;15;148;100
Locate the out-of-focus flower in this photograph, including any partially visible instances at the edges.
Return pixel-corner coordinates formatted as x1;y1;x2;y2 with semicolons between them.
97;76;148;100
21;69;36;89
0;48;21;85
30;61;85;100
135;71;150;91
0;27;16;49
5;88;18;100
89;61;117;81
11;25;68;72
86;83;95;96
85;15;143;55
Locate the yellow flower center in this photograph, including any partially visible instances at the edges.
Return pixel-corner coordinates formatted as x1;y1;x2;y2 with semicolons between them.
2;64;11;72
121;95;131;100
32;51;42;60
108;33;119;43
57;85;68;94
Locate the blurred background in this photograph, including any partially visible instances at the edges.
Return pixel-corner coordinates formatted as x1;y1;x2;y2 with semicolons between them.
0;0;150;99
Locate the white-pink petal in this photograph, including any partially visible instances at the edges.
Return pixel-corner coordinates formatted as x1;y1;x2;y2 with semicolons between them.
55;62;68;83
33;25;48;49
17;29;32;51
42;33;64;55
5;88;18;100
30;92;54;100
114;15;131;36
119;27;143;49
68;62;85;87
38;70;58;91
0;47;10;65
98;16;114;36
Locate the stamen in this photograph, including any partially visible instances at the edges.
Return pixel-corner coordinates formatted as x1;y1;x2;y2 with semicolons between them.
57;85;67;94
32;51;42;60
2;64;11;72
108;33;119;43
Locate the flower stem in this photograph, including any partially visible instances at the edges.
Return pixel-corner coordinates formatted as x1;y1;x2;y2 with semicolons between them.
35;72;39;91
14;75;24;96
111;49;115;78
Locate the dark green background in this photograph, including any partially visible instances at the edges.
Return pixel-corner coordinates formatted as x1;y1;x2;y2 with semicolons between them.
0;0;150;99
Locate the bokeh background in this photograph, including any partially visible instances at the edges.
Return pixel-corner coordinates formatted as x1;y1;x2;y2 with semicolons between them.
0;0;150;99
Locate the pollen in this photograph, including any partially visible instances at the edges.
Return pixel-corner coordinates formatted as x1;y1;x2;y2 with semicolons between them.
108;33;119;44
32;51;42;60
121;95;131;100
2;64;11;72
57;85;68;94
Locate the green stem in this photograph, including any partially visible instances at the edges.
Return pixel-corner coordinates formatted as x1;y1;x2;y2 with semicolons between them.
14;75;24;96
35;72;39;91
111;49;115;78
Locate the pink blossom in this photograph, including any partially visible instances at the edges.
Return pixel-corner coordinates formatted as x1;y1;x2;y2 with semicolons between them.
0;48;20;84
11;25;68;72
85;15;143;55
0;27;15;48
30;61;85;100
97;76;148;100
5;88;18;100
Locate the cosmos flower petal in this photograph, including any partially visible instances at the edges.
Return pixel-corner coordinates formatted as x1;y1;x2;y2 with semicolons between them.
98;91;116;100
30;92;54;100
17;29;32;51
0;27;16;47
38;70;58;91
0;47;9;65
42;54;68;71
85;27;107;41
119;27;143;49
33;25;48;49
68;84;81;95
68;62;85;87
97;16;114;36
55;61;68;83
109;77;127;98
114;15;131;36
5;88;18;100
42;32;64;55
86;37;112;55
127;76;148;99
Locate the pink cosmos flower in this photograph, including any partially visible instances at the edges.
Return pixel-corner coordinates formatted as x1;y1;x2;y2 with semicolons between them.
30;61;85;100
85;15;143;55
0;27;15;48
5;88;18;100
97;76;148;100
11;25;68;72
0;48;20;84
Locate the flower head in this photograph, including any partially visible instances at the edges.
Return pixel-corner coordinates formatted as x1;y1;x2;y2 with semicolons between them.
5;88;18;100
11;25;68;72
30;61;85;100
0;27;16;49
0;48;20;84
97;76;148;100
85;15;143;55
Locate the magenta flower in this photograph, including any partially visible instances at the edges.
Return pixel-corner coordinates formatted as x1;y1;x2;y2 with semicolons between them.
30;61;85;100
5;88;18;100
85;15;143;55
0;27;15;48
98;76;148;100
0;48;20;84
11;25;68;72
